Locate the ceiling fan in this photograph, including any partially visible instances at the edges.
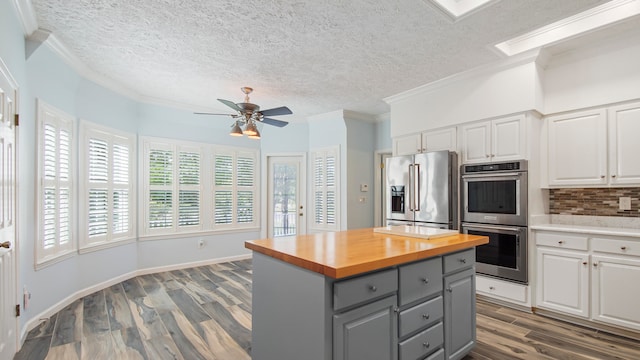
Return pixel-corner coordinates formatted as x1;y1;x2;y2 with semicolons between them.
195;87;292;139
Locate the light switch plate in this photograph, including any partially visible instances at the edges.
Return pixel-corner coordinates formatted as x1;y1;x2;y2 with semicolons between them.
619;197;631;210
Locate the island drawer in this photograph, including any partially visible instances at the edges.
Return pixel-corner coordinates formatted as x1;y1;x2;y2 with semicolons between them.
443;248;475;274
399;257;442;306
399;296;443;337
398;322;443;360
334;268;398;311
425;348;445;360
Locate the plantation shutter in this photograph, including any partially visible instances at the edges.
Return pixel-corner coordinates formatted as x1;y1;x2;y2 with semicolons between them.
149;149;173;229
38;101;76;265
178;151;200;227
214;153;233;225
311;147;339;231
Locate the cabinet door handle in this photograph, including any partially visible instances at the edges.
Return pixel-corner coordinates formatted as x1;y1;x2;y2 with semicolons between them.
621;246;627;251
601;175;606;179
583;261;588;265
485;154;490;158
368;285;377;292
446;287;453;292
593;263;598;268
489;286;495;290
422;278;429;284
612;174;617;178
422;313;430;320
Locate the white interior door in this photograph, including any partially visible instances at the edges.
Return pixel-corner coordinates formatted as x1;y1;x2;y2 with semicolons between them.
267;155;306;237
0;60;18;359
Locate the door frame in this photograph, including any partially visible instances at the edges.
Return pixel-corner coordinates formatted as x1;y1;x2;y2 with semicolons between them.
374;150;392;227
0;56;20;356
262;153;307;239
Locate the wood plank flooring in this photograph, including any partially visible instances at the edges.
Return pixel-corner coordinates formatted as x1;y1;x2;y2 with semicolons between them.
14;259;640;359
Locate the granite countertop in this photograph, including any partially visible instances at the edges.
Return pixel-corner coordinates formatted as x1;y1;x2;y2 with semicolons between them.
245;228;488;279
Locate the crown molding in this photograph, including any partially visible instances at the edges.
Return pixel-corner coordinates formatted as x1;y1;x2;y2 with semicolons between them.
28;29;141;101
384;48;542;105
12;0;38;36
494;0;640;56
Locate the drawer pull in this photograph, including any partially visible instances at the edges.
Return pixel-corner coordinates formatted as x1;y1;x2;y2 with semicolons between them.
558;241;564;245
621;246;627;251
422;313;430;320
423;342;430;349
369;285;377;292
459;258;467;264
489;286;495;290
422;278;429;284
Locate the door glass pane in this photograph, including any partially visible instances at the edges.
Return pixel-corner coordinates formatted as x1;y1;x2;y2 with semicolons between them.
273;163;298;237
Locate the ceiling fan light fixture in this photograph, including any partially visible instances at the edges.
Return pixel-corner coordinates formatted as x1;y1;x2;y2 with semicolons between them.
248;128;261;139
230;121;244;136
244;119;258;136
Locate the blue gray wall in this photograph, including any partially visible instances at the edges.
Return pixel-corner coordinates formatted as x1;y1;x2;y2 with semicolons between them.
1;2;383;338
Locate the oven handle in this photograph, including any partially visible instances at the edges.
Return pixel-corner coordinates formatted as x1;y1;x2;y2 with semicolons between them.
461;172;523;179
462;224;524;233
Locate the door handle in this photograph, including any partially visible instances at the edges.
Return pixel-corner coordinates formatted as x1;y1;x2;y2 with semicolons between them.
0;241;11;249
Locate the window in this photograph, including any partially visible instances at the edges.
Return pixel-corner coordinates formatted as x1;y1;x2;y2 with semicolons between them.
310;146;340;231
36;100;76;266
213;148;258;229
142;138;204;236
79;121;135;251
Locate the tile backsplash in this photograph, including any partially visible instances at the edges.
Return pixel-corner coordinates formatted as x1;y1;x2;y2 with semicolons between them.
549;188;640;217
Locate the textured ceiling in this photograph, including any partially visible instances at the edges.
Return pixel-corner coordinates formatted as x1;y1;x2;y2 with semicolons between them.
30;0;612;121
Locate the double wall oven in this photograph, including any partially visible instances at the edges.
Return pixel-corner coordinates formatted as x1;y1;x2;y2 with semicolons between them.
460;160;528;284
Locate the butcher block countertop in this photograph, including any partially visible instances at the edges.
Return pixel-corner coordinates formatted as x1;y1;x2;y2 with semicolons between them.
245;228;489;279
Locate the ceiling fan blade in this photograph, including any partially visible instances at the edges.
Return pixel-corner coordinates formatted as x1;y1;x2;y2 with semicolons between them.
218;98;242;112
259;106;292;117
261;117;289;127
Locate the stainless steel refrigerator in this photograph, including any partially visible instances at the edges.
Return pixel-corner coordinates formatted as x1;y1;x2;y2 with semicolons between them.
385;150;458;229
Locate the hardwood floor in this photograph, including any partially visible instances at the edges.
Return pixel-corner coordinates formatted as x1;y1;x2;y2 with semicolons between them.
14;259;640;360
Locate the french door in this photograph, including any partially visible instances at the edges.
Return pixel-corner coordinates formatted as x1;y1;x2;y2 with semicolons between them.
267;155;306;238
0;59;18;359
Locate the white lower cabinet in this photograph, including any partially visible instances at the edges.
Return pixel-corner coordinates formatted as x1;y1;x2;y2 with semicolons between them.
534;230;640;331
591;254;640;330
536;247;589;318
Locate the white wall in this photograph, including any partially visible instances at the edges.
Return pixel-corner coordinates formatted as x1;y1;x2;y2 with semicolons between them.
387;60;544;137
543;31;640;114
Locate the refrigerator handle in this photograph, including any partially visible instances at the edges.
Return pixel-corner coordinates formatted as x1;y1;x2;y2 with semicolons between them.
414;163;420;211
408;164;414;211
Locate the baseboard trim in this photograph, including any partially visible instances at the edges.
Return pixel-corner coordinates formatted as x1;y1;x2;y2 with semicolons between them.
533;307;640;341
477;294;533;313
19;253;252;347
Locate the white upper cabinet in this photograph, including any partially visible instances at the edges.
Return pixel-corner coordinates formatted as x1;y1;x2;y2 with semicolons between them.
547;109;607;186
608;102;640;185
546;101;640;187
461;115;525;164
393;127;456;156
393;133;422;156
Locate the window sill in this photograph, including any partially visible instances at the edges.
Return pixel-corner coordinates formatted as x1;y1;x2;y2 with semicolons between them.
35;249;77;271
138;227;261;242
78;237;137;254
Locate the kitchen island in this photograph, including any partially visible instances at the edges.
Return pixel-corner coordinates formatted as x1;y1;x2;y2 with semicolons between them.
245;228;489;360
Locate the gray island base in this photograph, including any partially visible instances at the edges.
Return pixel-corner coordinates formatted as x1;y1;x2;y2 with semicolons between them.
251;248;477;360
